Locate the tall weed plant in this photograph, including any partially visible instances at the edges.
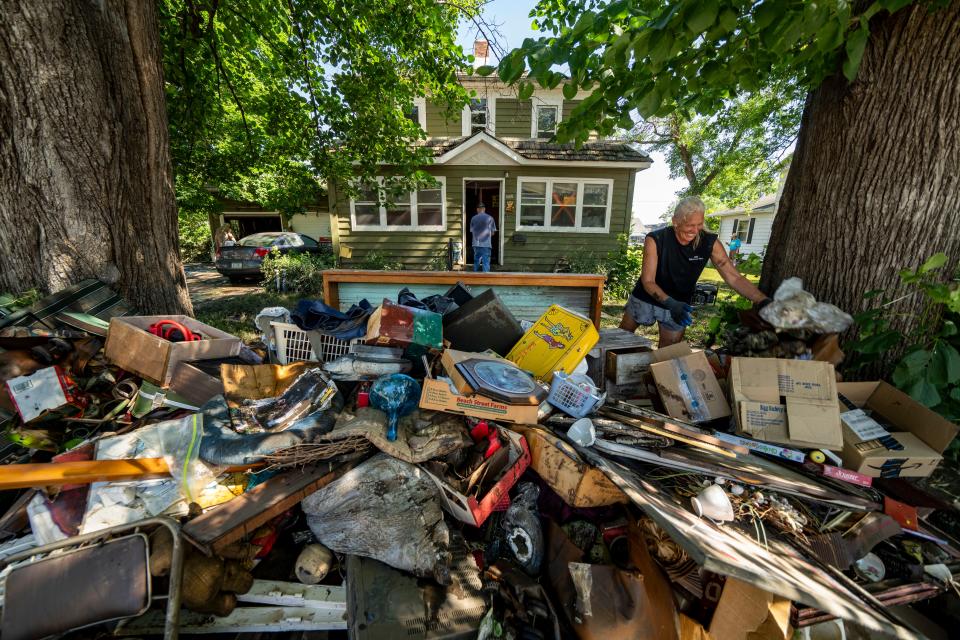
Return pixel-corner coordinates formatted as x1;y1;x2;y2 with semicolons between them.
260;250;335;296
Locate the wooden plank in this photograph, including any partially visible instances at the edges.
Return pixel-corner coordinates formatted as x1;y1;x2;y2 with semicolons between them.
323;269;605;288
183;461;354;554
0;459;265;491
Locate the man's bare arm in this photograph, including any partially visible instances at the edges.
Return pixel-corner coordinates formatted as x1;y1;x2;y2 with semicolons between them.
641;236;670;302
711;240;768;303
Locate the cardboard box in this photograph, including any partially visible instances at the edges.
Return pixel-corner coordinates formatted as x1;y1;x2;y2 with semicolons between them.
514;426;627;507
364;300;442;354
650;343;730;422
605;346;655;385
837;381;958;478
420;428;530;526
729;357;842;449
419;377;540;424
104;315;242;386
707;577;792;640
167;361;225;407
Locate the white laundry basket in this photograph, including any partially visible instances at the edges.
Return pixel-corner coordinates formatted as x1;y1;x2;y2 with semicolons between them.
271;321;352;365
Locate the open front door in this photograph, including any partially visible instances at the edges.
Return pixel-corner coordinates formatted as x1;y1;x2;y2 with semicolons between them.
463;179;502;269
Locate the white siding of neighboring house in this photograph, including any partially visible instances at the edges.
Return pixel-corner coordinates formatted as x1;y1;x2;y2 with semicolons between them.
715;212;775;256
288;211;334;241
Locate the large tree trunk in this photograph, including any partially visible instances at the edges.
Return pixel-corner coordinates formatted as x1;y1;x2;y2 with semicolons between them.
0;1;192;315
761;1;960;373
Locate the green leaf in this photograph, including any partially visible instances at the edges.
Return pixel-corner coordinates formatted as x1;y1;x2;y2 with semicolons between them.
686;0;719;34
563;82;578;100
637;88;662;118
649;31;674;67
475;65;495;77
940;342;960;383
942;320;958;337
951;387;960;402
518;82;535;100
843;28;869;82
919;252;948;273
718;9;738;33
900;348;932;373
907;379;942;408
754;2;781;31
880;0;915;12
816;19;841;52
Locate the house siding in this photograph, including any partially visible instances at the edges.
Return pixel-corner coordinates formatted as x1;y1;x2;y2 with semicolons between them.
425;100;461;138
562;99;582;121
496;98;532;138
332;165;634;271
717;212;775;256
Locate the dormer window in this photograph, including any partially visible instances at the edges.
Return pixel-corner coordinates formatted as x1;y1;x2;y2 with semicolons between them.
536;105;559;139
470;99;488;134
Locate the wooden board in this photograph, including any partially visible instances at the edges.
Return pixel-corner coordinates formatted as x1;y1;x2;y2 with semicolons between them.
182;461;355;554
0;459;264;491
321;269;606;328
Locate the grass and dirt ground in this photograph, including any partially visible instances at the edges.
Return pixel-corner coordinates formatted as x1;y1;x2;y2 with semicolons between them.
188;263;755;348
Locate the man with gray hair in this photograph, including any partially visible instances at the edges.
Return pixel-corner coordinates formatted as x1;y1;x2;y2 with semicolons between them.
621;196;770;347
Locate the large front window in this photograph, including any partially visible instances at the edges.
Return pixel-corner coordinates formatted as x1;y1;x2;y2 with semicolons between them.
536;105;558;138
350;177;447;231
517;178;612;232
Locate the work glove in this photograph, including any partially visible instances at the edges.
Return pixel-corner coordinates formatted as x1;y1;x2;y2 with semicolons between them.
755;297;773;311
663;297;694;327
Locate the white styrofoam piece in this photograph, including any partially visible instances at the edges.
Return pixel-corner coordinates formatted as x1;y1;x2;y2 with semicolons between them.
237;579;346;610
118;606;347;634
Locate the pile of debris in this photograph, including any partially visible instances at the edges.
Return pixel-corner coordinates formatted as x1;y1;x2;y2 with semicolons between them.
0;278;957;639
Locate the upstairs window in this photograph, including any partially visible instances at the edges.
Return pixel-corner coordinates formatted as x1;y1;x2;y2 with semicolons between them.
536;105;559;139
407;105;420;125
517;178;612;233
350;177;447;231
470;99;488;134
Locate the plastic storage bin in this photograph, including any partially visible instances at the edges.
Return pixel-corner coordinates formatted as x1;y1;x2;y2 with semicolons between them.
271;321;351;365
506;305;599;383
547;371;603;418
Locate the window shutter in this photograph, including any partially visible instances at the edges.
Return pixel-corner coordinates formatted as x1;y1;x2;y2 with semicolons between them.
746;218;756;243
731;219;740;236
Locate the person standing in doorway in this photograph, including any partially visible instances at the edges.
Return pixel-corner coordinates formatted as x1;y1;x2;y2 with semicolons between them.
470;202;496;272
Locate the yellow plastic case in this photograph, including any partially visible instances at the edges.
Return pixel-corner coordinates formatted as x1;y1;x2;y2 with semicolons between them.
506;305;599;382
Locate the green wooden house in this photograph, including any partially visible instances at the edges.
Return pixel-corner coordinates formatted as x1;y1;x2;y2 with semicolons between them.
329;46;651;271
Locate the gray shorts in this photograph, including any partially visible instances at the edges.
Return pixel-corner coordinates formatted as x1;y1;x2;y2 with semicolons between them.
624;294;685;332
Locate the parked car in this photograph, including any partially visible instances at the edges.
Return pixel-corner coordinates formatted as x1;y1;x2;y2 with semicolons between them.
216;232;333;283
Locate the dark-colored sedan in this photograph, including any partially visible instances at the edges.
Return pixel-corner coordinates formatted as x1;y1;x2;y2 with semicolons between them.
215;232;332;282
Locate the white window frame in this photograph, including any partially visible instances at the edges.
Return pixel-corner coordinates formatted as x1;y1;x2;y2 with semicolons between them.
349;176;447;232
732;218;750;242
412;97;427;131
515;177;613;233
534;104;560;139
462;96;496;136
530;94;564;139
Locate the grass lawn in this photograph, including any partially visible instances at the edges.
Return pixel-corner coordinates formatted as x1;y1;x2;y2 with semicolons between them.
601;267;758;347
194;292;302;343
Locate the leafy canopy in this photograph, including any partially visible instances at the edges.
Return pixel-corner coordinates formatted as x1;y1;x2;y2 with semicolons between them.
634;74;803;208
159;0;479;218
481;0;928;144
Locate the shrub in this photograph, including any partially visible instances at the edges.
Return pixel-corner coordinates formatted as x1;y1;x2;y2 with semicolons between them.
737;252;764;276
604;233;644;300
357;250;403;271
260;250;336;296
179;209;213;263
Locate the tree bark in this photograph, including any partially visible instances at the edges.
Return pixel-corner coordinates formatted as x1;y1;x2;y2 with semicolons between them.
762;2;960;375
0;1;192;315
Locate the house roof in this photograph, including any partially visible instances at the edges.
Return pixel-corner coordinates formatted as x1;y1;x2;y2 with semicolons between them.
417;132;652;168
708;193;778;218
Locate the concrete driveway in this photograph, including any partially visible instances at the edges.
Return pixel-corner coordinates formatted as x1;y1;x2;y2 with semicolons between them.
184;263;263;306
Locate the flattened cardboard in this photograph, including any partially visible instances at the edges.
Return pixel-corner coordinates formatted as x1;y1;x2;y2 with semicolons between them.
418;377;539;424
837;381;958;478
708;577;792;640
513;426;627;507
220;362;311;407
650;350;730;422
104;315;241;386
730;358;842;450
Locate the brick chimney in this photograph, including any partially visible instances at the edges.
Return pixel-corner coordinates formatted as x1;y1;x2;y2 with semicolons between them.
473;40;489;68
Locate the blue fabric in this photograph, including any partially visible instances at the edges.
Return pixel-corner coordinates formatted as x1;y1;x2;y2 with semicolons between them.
474;246;491;272
729;238;742;251
291;298;372;340
470;212;497;248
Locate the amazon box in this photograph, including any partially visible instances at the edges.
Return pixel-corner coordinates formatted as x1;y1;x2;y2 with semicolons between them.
650;343;730;422
837;381;958;478
729;358;842;450
419;377;540;424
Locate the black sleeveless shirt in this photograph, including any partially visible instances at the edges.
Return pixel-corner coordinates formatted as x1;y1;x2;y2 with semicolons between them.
632;227;717;307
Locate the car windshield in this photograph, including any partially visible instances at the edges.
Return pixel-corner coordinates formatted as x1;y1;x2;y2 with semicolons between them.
238;233;287;247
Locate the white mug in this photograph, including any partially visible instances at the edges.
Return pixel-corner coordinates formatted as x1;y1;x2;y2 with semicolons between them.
691;484;735;523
